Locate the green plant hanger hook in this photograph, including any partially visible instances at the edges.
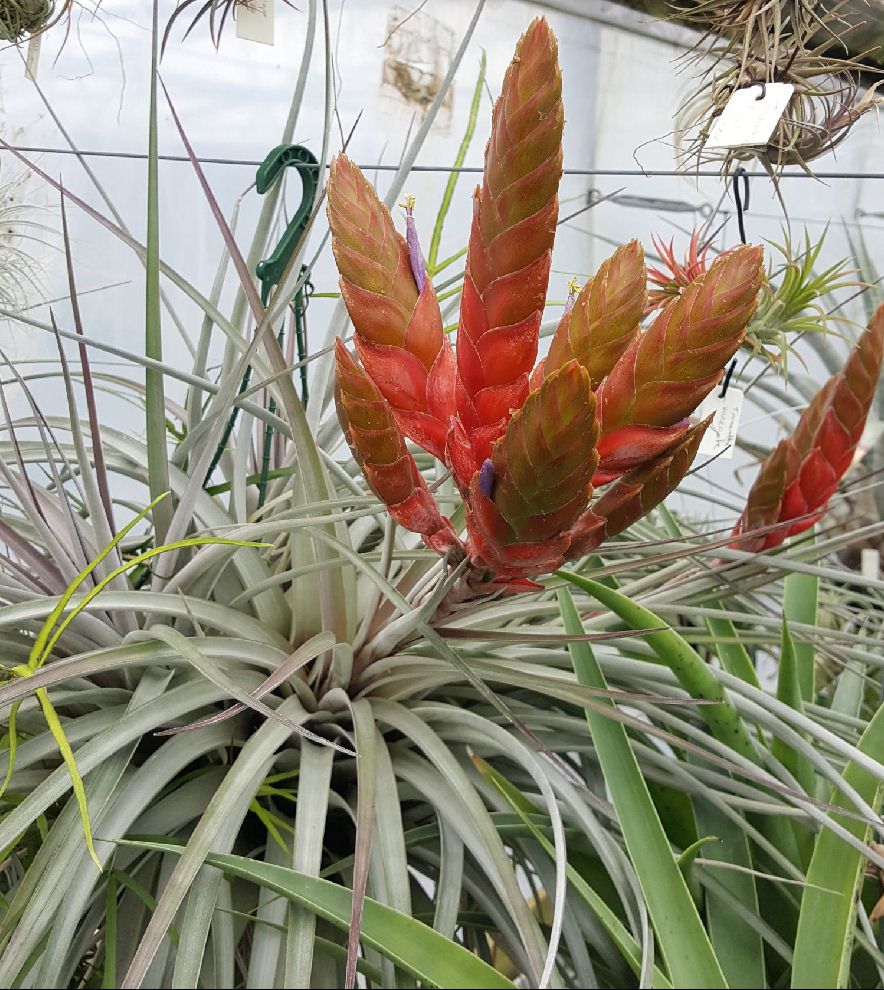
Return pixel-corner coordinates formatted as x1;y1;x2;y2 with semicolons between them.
204;144;319;496
255;144;320;295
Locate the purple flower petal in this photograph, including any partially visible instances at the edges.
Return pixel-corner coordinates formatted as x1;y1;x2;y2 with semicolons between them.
478;458;495;498
402;195;427;293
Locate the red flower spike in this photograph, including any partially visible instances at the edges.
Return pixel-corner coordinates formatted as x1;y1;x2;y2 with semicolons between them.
594;244;763;481
334;341;461;556
328;21;773;592
453;17;564;484
593;421;693;483
731;440;794;552
544;240;646;388
567;417;712;558
466;361;599;578
733;304;884;551
327;155;455;461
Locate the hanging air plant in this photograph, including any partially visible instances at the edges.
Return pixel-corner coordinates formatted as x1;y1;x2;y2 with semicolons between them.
673;0;826;72
0;0;54;43
675;1;882;173
163;0;294;50
163;0;246;50
647;227;857;361
0;171;46;312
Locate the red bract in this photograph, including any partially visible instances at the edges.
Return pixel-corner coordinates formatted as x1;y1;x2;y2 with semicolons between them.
327;157;455;461
733;304;884;551
334;341;461;557
540;240;646;390
595;244;763;482
452;16;564;480
568;418;712;557
328;18;760;586
466;360;599;578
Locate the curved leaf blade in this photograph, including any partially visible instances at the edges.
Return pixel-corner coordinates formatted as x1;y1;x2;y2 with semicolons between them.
121;840;515;989
792;703;884;989
557;587;727;989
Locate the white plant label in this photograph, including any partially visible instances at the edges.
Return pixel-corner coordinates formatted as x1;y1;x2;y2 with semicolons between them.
861;548;881;582
237;0;274;45
698;387;743;459
25;34;41;80
707;82;794;148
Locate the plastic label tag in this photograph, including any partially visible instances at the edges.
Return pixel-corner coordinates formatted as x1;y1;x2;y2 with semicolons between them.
25;34;42;80
698;387;743;459
861;548;881;581
707;83;794;149
237;0;274;45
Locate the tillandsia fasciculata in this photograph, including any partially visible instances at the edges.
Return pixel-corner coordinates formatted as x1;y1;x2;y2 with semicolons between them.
328;18;881;591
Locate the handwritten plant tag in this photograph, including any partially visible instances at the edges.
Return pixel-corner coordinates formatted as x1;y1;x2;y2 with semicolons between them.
698;387;743;459
707;83;794;149
237;0;274;45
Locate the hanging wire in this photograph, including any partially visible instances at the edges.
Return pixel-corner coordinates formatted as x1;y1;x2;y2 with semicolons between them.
717;165;752;399
719;358;737;398
6;144;884;179
731;166;750;245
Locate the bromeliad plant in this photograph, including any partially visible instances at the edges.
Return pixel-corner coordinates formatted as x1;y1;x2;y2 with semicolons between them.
4;10;884;990
330;18;764;588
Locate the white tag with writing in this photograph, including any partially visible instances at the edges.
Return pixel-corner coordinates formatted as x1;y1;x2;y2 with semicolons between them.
237;0;275;45
707;83;794;148
698;387;743;459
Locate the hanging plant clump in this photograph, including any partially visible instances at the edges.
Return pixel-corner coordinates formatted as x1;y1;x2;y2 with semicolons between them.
675;0;882;174
163;0;295;50
0;0;54;43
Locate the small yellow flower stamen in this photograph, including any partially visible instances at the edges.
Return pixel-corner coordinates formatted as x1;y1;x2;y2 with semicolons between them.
400;193;415;212
567;276;580;296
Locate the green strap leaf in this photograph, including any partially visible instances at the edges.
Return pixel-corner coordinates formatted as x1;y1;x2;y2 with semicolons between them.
559;571;803;869
774;621;817;798
783;531;818;704
706;610;761;688
558;571;758;766
791;702;884;989
473;752;672;989
690;792;765;988
557;587;727;989
120;839;515;989
36;688;100;870
427;52;485;272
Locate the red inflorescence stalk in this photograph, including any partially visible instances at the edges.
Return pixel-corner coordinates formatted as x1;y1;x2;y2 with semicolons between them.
733;304;884;551
451;17;564;486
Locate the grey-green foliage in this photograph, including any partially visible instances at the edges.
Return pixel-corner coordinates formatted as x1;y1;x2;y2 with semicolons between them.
2;3;884;988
